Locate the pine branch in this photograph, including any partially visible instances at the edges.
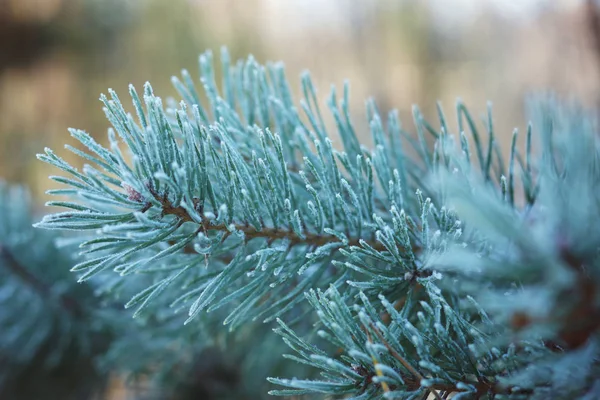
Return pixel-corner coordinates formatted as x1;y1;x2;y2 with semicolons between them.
35;48;433;327
33;48;600;399
0;242;82;317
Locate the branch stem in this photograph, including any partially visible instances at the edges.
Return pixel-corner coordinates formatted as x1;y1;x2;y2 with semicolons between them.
156;194;413;253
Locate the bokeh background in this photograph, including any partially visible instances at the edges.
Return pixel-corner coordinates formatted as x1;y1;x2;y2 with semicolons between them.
3;0;600;200
1;0;600;397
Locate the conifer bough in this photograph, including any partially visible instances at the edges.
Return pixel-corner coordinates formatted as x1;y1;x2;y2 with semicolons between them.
37;48;600;399
0;183;111;399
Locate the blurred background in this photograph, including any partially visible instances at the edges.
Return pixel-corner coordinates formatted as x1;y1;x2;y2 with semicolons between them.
3;0;600;201
1;0;600;398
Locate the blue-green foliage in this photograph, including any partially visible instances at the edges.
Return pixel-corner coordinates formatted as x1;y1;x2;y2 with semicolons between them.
268;284;503;399
0;183;109;399
36;48;451;329
36;48;600;399
0;182;299;399
426;100;600;399
270;99;600;399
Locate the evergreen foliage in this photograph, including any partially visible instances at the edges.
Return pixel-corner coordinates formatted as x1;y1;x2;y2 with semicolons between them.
0;183;110;399
35;48;600;399
0;180;297;399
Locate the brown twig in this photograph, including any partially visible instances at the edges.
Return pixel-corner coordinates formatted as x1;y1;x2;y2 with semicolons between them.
365;330;391;393
149;187;418;254
370;324;443;400
381;282;423;325
369;323;538;398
